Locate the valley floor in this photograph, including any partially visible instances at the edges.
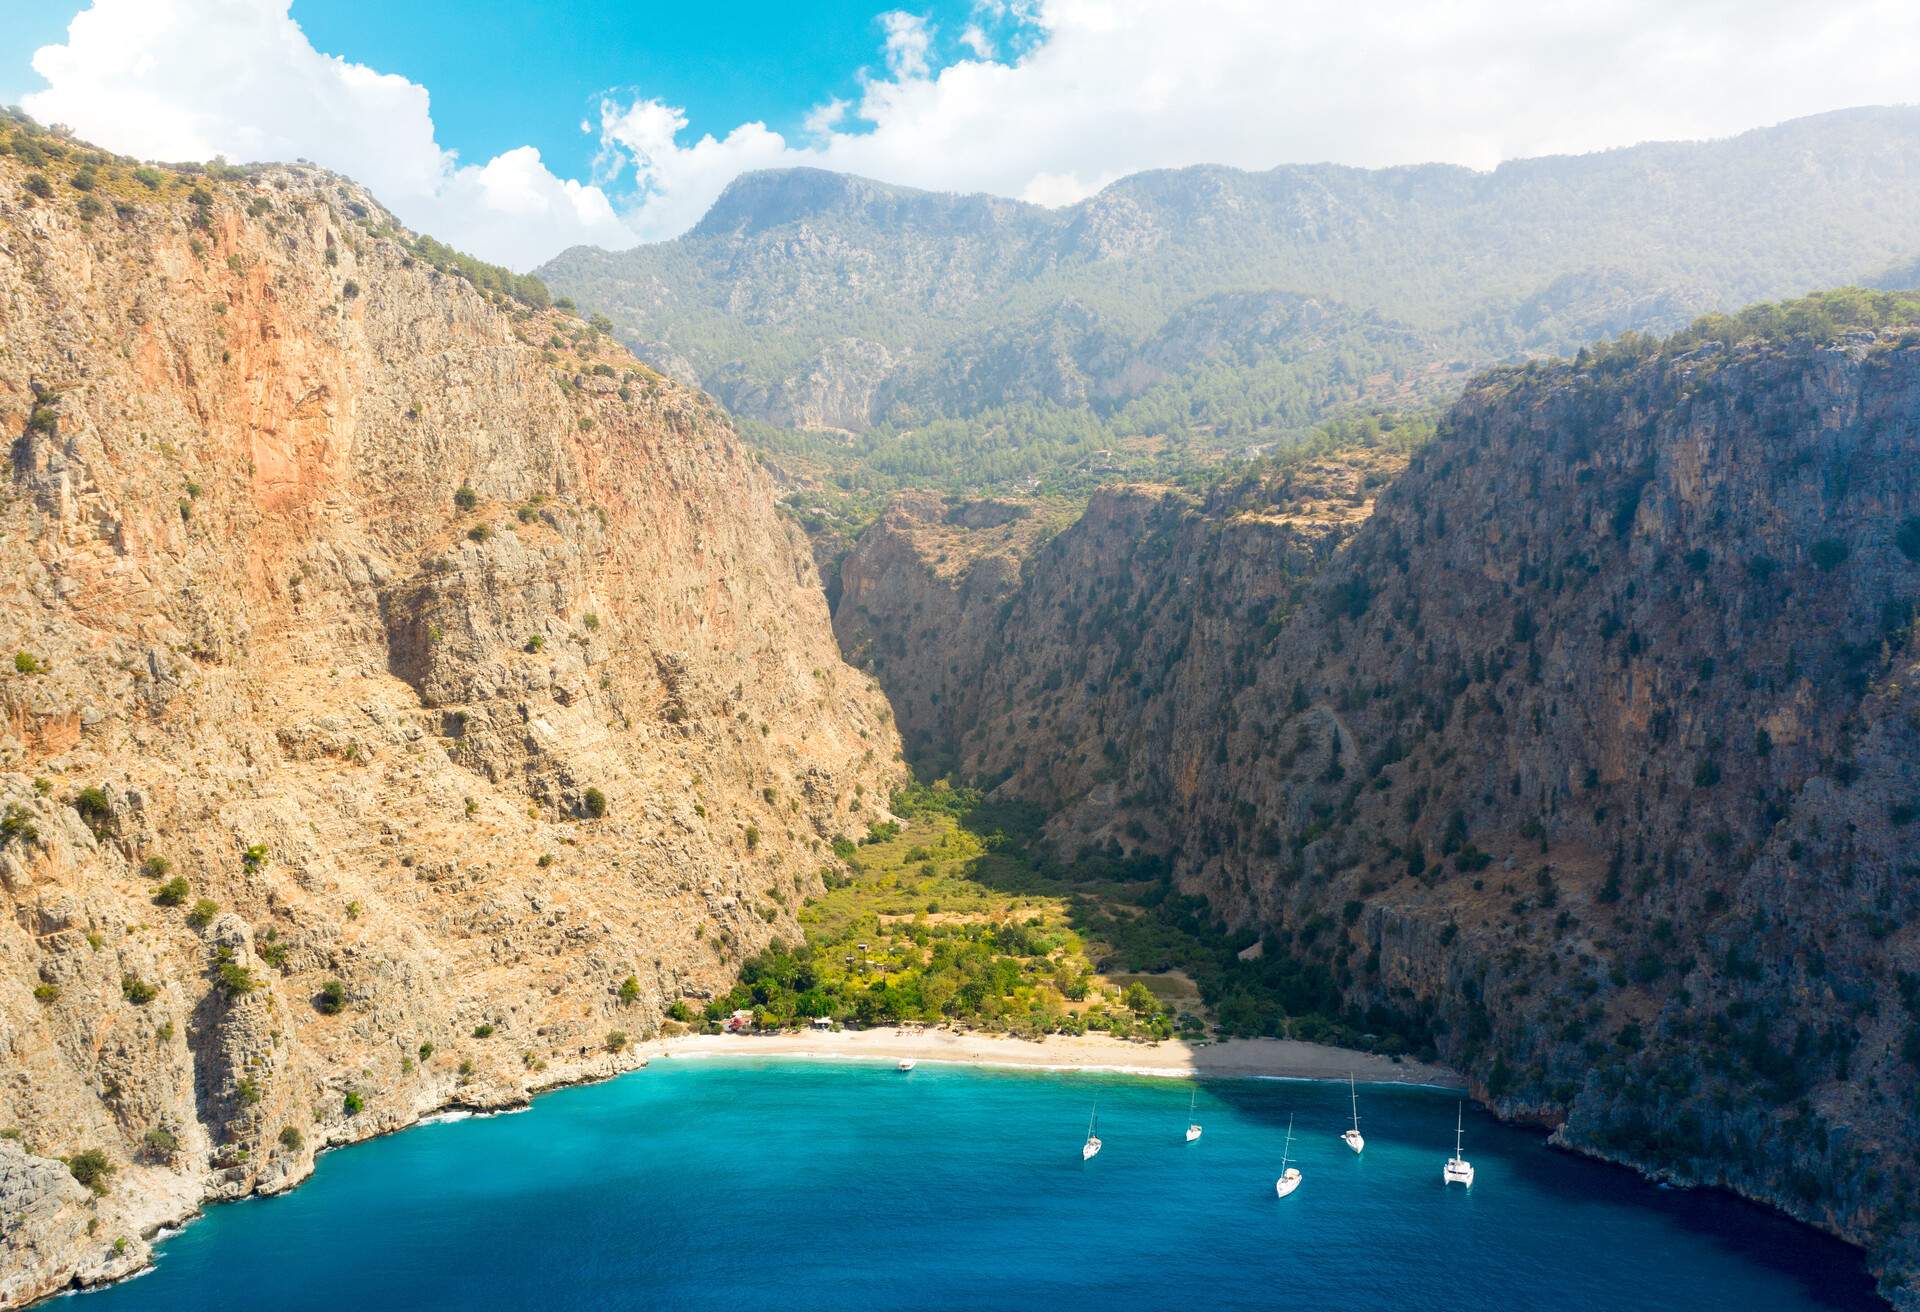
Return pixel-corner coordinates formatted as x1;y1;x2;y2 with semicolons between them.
639;1027;1464;1086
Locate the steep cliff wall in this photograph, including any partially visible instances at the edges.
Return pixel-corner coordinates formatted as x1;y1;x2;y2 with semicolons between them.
0;134;900;1303
836;312;1920;1302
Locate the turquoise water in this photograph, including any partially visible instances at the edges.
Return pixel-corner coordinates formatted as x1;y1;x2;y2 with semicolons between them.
82;1060;1876;1311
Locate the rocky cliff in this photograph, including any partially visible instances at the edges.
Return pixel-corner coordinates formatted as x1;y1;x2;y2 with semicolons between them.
0;124;900;1305
835;299;1920;1303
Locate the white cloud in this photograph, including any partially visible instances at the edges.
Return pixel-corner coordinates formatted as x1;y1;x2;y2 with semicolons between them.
597;99;795;241
879;11;935;81
23;0;1920;261
596;0;1920;242
23;0;634;269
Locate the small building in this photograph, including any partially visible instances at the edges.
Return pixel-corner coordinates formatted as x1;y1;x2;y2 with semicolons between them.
724;1008;755;1033
810;1016;834;1031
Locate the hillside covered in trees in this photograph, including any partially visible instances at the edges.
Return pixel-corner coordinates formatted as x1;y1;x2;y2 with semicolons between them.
543;107;1920;496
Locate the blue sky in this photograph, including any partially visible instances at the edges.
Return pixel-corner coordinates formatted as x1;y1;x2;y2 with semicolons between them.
10;2;1915;270
7;0;993;182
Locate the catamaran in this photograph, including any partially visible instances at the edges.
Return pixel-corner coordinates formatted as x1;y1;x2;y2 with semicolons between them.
1342;1072;1364;1153
1184;1086;1202;1142
1083;1105;1103;1160
1274;1115;1302;1197
1443;1103;1475;1186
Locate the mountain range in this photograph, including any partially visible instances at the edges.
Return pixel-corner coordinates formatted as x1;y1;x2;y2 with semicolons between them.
542;106;1920;491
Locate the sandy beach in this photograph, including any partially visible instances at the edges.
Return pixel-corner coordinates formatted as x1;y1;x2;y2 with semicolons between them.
638;1027;1464;1087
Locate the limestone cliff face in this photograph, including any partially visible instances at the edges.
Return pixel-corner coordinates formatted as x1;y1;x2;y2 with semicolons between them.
833;493;1074;769
836;330;1920;1302
0;143;899;1304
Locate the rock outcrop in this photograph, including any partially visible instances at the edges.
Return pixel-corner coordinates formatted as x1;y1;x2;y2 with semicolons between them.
0;126;900;1302
835;309;1920;1302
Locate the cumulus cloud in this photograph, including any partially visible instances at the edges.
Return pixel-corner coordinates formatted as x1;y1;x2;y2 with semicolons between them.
23;0;1920;261
879;11;936;81
598;0;1920;241
23;0;634;269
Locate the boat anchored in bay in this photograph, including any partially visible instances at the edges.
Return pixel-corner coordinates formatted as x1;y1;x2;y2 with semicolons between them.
1444;1104;1475;1187
1083;1105;1102;1161
1342;1072;1364;1154
1274;1115;1302;1198
1185;1087;1202;1143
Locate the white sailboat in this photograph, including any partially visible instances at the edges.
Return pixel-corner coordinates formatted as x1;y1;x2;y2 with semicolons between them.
1082;1105;1103;1161
1274;1115;1303;1197
1184;1086;1202;1143
1342;1072;1365;1153
1443;1103;1475;1186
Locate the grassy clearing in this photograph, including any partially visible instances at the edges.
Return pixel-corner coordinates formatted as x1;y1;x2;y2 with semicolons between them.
707;781;1438;1057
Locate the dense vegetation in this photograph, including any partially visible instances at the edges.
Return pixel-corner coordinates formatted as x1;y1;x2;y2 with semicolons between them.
707;780;1436;1055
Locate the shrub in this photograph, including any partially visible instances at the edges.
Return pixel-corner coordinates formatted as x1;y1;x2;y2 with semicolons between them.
141;855;171;879
278;1126;304;1152
472;1023;495;1038
33;983;59;1002
154;876;189;906
666;999;694;1022
66;1149;113;1195
121;974;157;1005
524;634;543;652
13;651;42;674
342;1089;365;1115
418;1041;435;1061
744;825;761;851
468;523;491;543
133;166;164;190
72;786;113;834
1809;539;1849;572
0;804;38;848
242;843;270;872
235;1076;263;1105
606;1030;629;1052
618;975;641;1005
25;173;52;198
186;898;220;929
315;980;347;1015
453;484;478;512
582;787;607;819
141;1127;179;1162
216;961;257;995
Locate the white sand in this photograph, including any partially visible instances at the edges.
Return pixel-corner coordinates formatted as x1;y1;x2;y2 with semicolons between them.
638;1027;1463;1087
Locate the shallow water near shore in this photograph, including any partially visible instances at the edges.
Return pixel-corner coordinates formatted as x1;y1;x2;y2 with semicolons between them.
80;1060;1878;1311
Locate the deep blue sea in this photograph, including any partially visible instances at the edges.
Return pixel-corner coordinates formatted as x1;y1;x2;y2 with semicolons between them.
78;1059;1878;1311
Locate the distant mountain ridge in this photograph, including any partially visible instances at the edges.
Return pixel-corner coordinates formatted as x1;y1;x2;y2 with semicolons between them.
541;107;1920;491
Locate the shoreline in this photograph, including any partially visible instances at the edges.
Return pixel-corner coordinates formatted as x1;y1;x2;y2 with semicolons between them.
634;1027;1466;1087
40;1029;1889;1309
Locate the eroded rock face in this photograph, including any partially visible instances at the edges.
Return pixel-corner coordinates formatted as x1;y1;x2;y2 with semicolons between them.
0;152;900;1300
836;338;1920;1301
833;492;1074;769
